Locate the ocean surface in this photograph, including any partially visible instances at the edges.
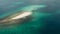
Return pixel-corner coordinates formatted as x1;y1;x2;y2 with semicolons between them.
0;0;60;34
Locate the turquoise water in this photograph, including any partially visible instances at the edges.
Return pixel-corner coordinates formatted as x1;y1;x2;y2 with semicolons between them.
0;0;60;34
0;4;50;34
